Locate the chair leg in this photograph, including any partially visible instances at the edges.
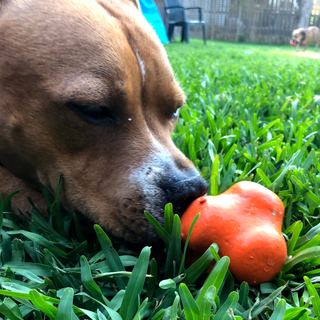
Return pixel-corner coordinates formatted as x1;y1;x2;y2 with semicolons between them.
181;26;184;42
183;23;189;43
203;24;206;44
167;24;174;42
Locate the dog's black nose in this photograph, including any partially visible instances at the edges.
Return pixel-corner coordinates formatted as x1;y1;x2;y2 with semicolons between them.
161;170;208;216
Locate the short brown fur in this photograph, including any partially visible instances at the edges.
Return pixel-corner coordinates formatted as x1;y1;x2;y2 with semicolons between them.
0;0;207;243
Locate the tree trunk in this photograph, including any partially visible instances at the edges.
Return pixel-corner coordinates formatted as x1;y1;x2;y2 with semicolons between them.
297;0;313;28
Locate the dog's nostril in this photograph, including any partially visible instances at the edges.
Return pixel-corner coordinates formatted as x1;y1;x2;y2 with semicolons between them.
187;178;208;198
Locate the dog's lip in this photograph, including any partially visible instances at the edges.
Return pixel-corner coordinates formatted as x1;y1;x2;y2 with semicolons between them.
75;206;160;243
174;195;200;217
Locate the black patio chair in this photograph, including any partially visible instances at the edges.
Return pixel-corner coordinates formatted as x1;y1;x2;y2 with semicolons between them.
163;0;206;44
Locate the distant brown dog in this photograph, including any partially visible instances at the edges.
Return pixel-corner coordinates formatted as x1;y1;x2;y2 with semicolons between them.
291;26;320;52
0;0;208;243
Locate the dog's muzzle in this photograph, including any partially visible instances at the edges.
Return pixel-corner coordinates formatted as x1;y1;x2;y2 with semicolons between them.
159;168;208;215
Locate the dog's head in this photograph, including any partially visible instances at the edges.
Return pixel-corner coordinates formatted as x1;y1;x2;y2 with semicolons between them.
0;0;207;243
291;28;306;44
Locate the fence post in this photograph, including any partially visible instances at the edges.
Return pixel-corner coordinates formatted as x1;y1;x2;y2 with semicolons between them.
235;0;243;42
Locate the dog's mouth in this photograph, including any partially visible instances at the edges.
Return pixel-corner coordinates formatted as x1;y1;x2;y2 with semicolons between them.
71;189;203;244
115;191;202;243
290;39;298;46
173;195;199;216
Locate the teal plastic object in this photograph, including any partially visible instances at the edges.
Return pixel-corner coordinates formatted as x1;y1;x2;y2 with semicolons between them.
139;0;169;44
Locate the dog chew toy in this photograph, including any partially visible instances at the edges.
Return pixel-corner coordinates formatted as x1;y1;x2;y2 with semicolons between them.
181;181;287;285
290;40;297;46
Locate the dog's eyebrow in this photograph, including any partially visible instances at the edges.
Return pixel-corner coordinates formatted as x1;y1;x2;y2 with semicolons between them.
112;84;127;99
58;74;128;104
175;89;186;105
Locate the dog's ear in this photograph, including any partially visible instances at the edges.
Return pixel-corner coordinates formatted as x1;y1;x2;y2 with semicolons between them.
0;0;8;8
126;0;141;11
98;0;141;12
300;29;306;36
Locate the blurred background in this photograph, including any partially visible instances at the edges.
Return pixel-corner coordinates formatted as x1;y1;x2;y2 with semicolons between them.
152;0;319;44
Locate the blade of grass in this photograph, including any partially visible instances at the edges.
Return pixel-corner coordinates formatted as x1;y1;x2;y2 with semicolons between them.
304;276;320;318
214;291;239;320
119;246;151;320
179;213;200;275
3;191;19;216
164;203;174;234
80;256;109;305
196;256;230;308
242;283;287;318
184;244;215;285
291;176;320;207
239;281;249;310
0;298;24;320
94;225;126;290
103;307;124;320
165;214;181;278
210;155;219;195
199;286;216;320
179;283;199;319
283;247;320;273
170;294;180;320
269;299;286;320
29;289;57;320
7;230;67;257
144;211;170;247
151;309;165;320
270;150;300;193
147;258;157;300
287;221;303;255
56;288;76;320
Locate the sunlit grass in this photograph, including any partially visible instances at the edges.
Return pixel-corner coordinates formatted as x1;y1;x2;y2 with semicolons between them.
0;40;320;319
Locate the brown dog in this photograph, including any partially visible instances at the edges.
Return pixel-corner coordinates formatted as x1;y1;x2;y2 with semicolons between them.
0;0;207;243
291;26;320;52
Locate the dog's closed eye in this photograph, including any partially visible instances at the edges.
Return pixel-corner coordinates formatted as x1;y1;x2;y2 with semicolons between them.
172;107;180;119
171;104;182;120
68;102;119;124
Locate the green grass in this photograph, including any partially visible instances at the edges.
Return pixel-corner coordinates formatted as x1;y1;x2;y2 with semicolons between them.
0;40;320;319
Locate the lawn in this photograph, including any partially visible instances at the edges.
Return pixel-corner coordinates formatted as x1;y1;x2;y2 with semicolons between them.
0;40;320;319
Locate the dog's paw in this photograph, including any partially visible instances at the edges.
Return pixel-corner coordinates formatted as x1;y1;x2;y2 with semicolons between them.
0;166;47;216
